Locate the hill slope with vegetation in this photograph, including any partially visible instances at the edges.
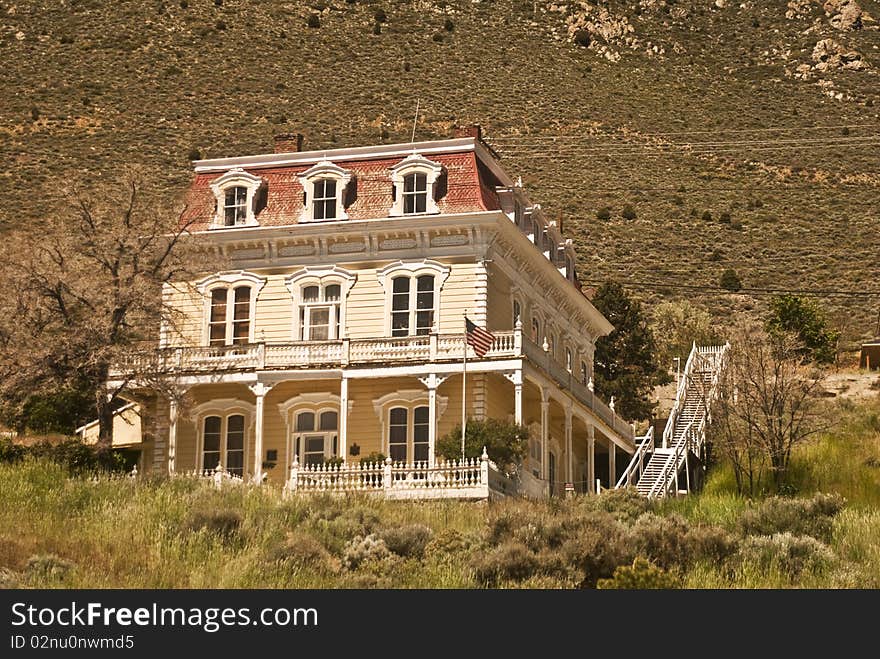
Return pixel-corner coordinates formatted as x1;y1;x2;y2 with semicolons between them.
2;0;879;342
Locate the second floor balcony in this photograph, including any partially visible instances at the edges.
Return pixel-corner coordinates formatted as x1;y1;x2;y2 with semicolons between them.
114;329;633;442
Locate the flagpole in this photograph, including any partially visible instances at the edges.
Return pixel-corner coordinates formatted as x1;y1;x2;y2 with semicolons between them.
461;312;467;461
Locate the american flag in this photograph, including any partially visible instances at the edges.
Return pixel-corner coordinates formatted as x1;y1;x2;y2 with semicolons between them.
465;317;495;358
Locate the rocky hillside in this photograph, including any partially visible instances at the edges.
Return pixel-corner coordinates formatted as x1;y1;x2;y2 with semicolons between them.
3;0;879;345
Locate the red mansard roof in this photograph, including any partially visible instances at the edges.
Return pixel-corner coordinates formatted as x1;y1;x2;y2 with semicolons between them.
180;145;503;232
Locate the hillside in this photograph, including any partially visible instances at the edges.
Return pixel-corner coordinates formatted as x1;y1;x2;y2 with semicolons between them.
3;0;879;344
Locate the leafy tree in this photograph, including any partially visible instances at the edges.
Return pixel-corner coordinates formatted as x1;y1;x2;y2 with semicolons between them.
766;294;839;365
436;418;528;472
650;300;721;369
0;171;205;449
719;268;742;292
592;282;668;421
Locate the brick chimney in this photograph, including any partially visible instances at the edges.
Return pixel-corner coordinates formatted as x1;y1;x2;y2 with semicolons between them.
273;133;304;153
454;124;482;141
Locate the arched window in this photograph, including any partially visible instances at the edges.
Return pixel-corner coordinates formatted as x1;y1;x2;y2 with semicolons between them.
565;348;573;373
402;172;428;214
223;186;248;226
390;274;435;337
513;300;521;328
312;178;338;220
209;285;253;346
387;405;430;463
298;161;352;222
531;317;540;343
201;413;246;477
299;283;342;340
293;408;339;465
581;361;589;386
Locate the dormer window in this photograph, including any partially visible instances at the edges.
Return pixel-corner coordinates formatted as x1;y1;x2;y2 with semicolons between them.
403;172;428;214
389;153;444;216
298;161;352;223
224;186;248;226
312;179;338;220
209;169;265;229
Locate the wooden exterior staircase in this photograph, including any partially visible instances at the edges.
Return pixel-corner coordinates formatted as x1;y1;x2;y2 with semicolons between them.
615;342;728;498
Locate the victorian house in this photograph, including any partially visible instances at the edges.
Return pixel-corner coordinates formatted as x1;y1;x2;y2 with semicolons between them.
101;126;637;498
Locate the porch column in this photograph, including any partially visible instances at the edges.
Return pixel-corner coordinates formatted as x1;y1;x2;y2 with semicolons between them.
587;424;596;494
340;376;349;462
540;387;549;482
167;397;178;476
428;381;438;466
609;442;617;488
514;370;523;426
249;382;273;483
564;404;573;487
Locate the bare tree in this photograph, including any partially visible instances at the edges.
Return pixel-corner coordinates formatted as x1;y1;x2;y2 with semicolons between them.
0;170;206;449
709;325;825;494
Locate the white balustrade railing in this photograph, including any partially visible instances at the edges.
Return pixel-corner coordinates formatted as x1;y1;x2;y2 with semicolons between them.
287;450;491;500
175;464;245;488
615;426;654;489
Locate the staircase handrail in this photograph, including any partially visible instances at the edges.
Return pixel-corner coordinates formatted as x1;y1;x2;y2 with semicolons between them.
615;426;654;489
648;417;696;498
662;343;699;448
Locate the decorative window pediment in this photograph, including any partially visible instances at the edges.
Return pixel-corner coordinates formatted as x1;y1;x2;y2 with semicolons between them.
209;169;265;229
196;271;267;346
285;266;357;340
377;260;450;336
298;161;353;223
388;153;444;217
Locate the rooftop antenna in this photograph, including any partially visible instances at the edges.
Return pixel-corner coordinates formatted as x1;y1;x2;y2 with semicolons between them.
410;98;420;147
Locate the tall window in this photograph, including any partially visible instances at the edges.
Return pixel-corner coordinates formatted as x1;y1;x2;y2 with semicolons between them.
202;414;245;477
388;406;429;463
566;348;573;373
209;286;251;346
513;300;521;327
402;172;428;214
312;179;337;220
581;361;589;386
294;409;338;465
223;186;248;226
390;274;435;337
299;283;342;340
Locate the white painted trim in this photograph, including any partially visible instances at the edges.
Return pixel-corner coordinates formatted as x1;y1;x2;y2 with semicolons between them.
376;259;451;336
189;399;257;474
208;169;263;229
75;402;137;436
193;138;477;173
285;266;357;340
372;389;448;460
388;153;444;217
298;160;353;223
196;271;267;346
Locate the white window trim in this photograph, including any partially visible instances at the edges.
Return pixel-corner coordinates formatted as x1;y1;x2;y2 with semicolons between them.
297;160;352;223
197;271;267;346
190;399;256;473
388;153;444;217
372;390;448;461
209;168;264;229
377;260;450;336
285;266;357;340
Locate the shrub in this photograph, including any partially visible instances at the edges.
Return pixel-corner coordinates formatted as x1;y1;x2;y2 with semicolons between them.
737;494;844;542
621;205;637;220
672;195;684;206
374;9;388;23
574;30;591;47
268;532;337;573
627;513;692;570
686;525;738;563
185;509;242;541
435;418;527;472
444;18;455;31
558;511;631;587
425;529;472;558
179;0;188;8
372;22;381;35
215;20;227;31
26;554;74;582
359;452;386;465
737;533;834;579
380;524;433;559
471;541;538;584
719;268;742;292
307;14;321;28
597;558;681;589
701;210;713;222
0;439;25;463
596;207;611;220
342;534;390;570
21;439;128;474
719;212;731;224
590;487;651;523
432;32;444;42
